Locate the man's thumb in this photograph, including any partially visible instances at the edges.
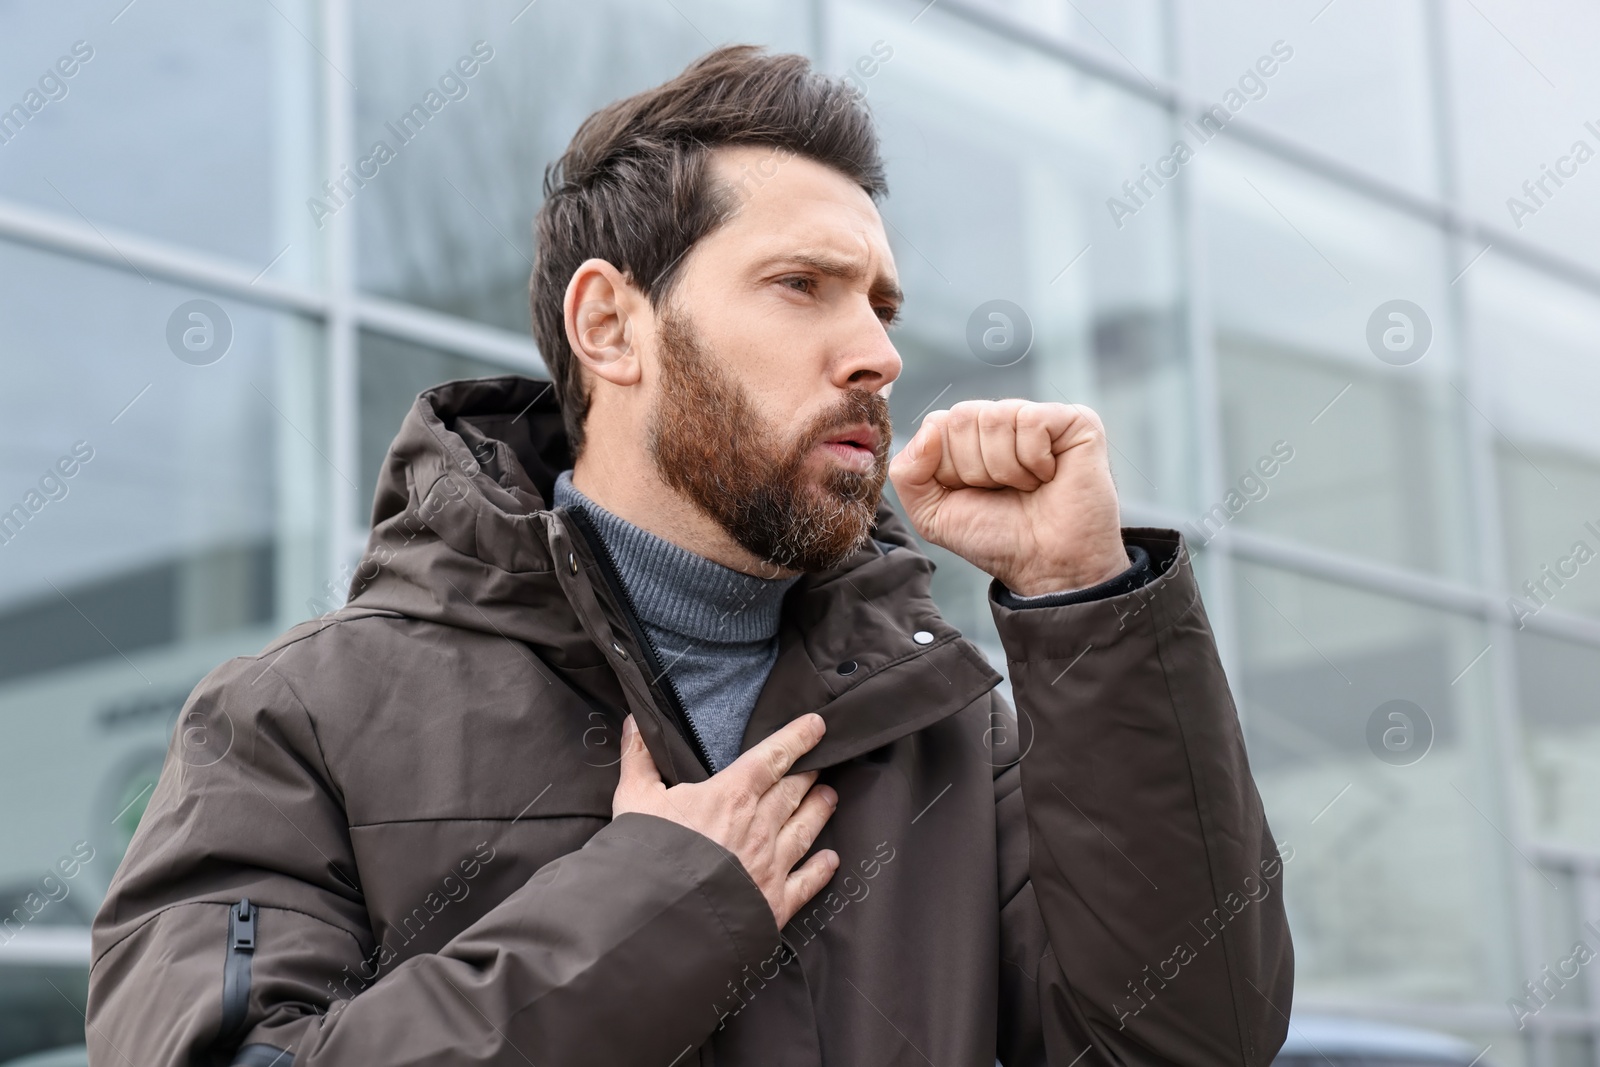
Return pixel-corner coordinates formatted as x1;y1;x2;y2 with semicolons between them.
889;419;943;501
616;715;661;788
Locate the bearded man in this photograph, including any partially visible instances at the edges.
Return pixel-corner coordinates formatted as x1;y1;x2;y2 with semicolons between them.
88;44;1292;1067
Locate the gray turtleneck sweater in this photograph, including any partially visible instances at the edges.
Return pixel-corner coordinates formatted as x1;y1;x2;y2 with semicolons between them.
552;468;1154;773
554;469;802;771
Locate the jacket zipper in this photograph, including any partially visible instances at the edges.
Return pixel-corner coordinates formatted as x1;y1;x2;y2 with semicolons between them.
201;897;257;1067
562;505;715;776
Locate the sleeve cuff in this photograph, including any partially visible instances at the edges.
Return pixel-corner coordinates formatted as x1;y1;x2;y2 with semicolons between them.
992;543;1155;609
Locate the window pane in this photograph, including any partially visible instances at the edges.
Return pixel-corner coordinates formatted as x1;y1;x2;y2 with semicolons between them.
1445;0;1600;275
1236;562;1514;1005
0;0;320;281
1179;0;1441;197
1517;628;1600;854
1472;257;1600;624
1199;141;1475;580
0;244;328;902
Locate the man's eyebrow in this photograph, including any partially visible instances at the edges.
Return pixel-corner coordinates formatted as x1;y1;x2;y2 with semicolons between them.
759;250;904;306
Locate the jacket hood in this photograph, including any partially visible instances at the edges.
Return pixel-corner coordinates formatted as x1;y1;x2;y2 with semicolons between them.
346;375;1002;776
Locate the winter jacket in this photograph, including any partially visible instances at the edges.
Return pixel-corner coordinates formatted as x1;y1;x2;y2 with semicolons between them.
87;375;1293;1066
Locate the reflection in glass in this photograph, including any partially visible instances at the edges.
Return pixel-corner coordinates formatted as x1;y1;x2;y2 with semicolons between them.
1199;142;1474;580
1518;628;1600;854
1474;258;1600;622
1235;562;1512;1005
352;0;810;332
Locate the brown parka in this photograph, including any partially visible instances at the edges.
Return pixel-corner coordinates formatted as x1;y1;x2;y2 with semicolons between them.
87;375;1293;1066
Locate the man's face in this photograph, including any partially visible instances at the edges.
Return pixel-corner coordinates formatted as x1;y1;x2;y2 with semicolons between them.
642;145;904;572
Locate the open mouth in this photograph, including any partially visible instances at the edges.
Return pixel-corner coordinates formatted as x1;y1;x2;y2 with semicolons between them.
821;424;880;456
817;435;878;472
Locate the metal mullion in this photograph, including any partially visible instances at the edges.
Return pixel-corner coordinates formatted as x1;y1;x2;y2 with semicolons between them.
0;195;327;316
1578;866;1600;1039
1167;0;1241;689
1120;498;1600;653
322;0;361;572
1425;1;1553;1059
354;296;542;372
0;194;551;374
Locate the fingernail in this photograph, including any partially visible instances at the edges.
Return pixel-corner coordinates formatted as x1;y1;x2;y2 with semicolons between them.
826;850;840;868
621;715;635;740
823;786;838;808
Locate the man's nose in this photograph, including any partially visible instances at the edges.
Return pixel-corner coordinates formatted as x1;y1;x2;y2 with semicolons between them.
835;314;902;392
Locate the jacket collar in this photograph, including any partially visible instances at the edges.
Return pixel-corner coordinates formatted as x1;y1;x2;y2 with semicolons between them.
348;375;1002;783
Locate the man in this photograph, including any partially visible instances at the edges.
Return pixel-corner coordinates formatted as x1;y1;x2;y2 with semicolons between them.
88;44;1291;1067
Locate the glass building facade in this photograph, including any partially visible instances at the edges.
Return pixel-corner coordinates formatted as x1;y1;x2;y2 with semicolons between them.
2;1;1598;1064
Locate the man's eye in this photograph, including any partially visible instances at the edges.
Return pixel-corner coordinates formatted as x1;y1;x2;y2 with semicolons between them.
876;306;900;326
782;276;812;294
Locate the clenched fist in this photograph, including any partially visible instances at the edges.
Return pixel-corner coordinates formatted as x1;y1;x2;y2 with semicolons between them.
888;399;1131;596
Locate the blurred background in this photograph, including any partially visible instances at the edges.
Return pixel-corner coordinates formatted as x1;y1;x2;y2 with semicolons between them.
2;0;1598;1064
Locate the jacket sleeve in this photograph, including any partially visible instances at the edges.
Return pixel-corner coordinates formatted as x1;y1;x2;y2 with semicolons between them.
989;528;1294;1067
87;653;780;1067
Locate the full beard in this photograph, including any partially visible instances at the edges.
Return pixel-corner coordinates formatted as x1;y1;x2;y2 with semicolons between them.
646;304;893;573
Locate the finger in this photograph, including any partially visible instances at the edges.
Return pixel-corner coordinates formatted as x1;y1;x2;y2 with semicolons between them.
614;715;662;798
1045;401;1107;457
976;400;1043;490
938;401;999;488
774;785;838;870
729;713;826;796
779;849;840;925
758;769;820;825
1014;403;1058;483
887;415;945;493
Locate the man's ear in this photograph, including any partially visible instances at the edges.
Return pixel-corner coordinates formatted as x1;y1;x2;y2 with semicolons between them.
563;258;645;387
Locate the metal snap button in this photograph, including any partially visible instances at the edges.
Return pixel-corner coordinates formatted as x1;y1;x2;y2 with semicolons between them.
837;660;858;676
912;630;934;645
612;641;628;660
568;551;578;575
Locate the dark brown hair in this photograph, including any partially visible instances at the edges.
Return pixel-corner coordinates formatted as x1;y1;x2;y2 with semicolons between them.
529;44;888;458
